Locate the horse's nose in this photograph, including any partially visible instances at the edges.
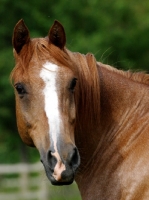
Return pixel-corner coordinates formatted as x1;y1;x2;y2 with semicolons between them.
47;146;80;171
47;144;80;183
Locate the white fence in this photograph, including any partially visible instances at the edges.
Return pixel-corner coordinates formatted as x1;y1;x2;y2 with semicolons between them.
0;163;81;200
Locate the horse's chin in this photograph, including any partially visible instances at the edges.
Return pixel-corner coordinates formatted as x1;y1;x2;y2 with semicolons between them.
50;175;74;186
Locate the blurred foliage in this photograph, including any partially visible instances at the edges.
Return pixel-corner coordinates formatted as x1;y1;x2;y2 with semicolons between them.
0;0;149;163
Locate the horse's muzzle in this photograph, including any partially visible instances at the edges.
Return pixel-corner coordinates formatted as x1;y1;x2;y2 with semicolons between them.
41;145;80;185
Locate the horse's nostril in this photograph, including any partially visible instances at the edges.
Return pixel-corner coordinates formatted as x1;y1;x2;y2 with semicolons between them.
47;150;57;169
69;147;80;171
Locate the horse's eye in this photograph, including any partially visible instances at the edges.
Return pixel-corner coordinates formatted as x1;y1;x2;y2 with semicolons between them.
69;78;77;92
14;83;26;97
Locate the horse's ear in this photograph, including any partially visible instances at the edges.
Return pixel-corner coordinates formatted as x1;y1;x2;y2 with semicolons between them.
48;20;66;50
12;19;30;54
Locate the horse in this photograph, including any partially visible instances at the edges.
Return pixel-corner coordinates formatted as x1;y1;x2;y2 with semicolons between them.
11;19;149;200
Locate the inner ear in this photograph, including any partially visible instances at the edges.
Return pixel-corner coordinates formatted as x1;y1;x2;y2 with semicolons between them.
48;20;66;50
12;19;30;54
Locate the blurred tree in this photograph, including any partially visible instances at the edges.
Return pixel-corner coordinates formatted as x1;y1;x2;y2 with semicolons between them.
0;0;149;163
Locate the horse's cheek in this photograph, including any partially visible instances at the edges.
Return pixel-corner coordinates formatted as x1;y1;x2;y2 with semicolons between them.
16;103;35;147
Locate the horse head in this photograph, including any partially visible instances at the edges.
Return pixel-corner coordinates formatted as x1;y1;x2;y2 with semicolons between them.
12;20;80;185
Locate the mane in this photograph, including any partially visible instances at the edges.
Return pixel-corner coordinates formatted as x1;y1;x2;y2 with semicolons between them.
69;52;101;131
98;62;149;86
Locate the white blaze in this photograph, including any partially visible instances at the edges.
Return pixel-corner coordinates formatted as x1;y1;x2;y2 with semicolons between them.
40;62;66;181
40;62;60;151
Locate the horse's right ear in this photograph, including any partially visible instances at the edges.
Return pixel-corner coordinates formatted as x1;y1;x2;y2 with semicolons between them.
12;19;30;54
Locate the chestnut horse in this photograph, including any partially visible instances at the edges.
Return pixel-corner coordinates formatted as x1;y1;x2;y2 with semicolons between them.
11;19;149;200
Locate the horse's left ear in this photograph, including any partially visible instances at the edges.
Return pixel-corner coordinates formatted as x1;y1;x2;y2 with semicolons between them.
48;20;66;50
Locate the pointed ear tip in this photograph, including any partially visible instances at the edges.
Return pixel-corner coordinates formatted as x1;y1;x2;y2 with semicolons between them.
54;19;59;23
20;19;24;23
15;19;26;28
54;20;63;26
19;19;25;24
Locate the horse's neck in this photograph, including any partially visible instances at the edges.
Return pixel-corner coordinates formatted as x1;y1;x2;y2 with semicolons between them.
97;65;149;163
75;64;149;199
99;65;149;140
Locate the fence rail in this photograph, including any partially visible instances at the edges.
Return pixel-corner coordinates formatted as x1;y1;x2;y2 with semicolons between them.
0;162;81;200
